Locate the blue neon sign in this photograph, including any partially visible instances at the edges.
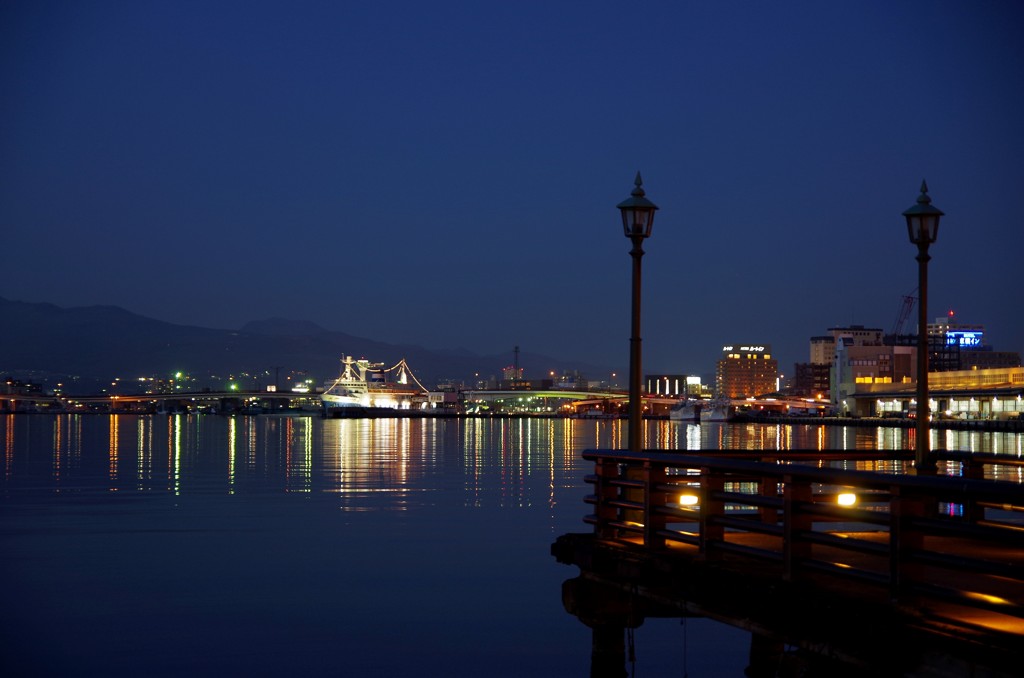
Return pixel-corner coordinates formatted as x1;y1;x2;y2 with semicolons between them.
946;331;982;347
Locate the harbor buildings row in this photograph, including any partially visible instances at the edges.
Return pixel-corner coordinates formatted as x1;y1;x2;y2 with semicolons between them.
644;344;777;402
645;317;1022;422
808;320;1022;419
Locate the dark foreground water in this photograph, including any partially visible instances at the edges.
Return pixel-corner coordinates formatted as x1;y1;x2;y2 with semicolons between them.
2;414;1021;677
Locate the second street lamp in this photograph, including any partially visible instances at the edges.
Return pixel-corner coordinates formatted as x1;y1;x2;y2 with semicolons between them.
617;172;658;452
903;180;943;474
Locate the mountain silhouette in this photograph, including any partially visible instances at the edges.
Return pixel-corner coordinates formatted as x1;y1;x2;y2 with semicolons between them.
0;297;611;394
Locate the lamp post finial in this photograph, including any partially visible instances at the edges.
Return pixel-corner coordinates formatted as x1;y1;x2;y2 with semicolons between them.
918;180;931;203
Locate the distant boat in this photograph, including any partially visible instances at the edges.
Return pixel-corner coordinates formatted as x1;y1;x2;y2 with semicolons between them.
668;399;700;422
699;399;738;423
575;408;615;419
320;356;426;416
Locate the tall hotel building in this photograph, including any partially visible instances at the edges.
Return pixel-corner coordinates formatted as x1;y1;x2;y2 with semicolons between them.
716;344;778;398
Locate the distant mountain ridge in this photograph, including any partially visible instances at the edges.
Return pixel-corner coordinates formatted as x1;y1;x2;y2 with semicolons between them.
240;317;331;336
0;297;611;394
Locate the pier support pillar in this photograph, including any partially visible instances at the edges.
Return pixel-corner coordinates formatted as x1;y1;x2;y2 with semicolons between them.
562;577;644;678
745;632;785;678
589;624;628;678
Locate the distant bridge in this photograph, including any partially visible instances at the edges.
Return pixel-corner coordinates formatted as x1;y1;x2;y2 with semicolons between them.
460;389;685;414
460;391;832;415
462;389;628;402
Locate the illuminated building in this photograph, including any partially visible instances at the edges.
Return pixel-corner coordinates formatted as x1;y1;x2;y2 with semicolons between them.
926;314;1021;372
819;326;885;360
928;314;983;346
823;316;1020;417
805;326;885;398
715;344;778;398
841;365;1024;420
502;364;524;381
828;325;884;346
809;336;836;366
645;374;707;398
832;342;915;415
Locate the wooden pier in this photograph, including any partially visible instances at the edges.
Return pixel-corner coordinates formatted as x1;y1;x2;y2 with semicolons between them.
552;449;1024;677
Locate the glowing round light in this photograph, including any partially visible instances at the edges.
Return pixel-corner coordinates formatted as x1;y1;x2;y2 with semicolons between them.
837;492;857;507
678;494;699;506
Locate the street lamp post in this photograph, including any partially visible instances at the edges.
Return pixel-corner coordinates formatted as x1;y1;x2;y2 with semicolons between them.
617;172;659;452
903;180;943;474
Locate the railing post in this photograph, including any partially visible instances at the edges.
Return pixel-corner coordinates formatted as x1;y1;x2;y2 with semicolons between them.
961;458;986;524
700;467;725;557
759;472;779;527
890;484;926;598
594;457;620;540
783;474;812;582
643;460;667;549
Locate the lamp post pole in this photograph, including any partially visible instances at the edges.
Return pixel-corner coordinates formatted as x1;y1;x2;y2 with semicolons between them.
628;231;644;452
903;181;943;474
617;173;658;452
915;237;932;472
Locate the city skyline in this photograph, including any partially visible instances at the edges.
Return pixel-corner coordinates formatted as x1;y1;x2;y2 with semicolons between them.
3;2;1023;376
3;292;1018;398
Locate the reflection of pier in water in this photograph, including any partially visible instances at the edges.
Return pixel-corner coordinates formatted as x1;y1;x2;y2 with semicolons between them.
553;449;1024;677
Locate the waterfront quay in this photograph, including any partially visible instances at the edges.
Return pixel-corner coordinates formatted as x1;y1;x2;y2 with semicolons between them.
554;448;1024;677
3;389;1023;436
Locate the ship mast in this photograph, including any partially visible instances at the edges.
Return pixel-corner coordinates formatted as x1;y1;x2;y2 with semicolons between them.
341;355;357;380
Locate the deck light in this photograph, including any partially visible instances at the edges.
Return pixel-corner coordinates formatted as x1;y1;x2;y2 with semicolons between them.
678;493;699;506
837;492;857;507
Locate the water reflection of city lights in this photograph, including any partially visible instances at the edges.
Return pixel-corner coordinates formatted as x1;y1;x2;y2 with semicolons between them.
109;413;119;486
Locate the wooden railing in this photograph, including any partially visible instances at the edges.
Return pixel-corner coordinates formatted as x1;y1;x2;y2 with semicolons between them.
582;449;1024;629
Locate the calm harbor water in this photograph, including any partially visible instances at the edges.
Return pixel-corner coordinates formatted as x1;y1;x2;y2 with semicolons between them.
2;414;1022;677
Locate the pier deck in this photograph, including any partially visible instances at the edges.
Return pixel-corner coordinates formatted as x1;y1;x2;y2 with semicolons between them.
553;449;1024;677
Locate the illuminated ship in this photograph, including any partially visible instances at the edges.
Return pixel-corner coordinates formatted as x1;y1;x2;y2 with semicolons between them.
668;399;700;422
699;399;738;423
320;356;427;415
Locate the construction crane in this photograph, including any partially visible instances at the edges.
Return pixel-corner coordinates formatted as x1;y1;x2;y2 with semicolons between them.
891;289;918;337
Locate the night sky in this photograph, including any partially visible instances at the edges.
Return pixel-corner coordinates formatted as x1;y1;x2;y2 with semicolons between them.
3;1;1023;380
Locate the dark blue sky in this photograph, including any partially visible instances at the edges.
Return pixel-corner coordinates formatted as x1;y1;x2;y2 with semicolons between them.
3;1;1022;379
